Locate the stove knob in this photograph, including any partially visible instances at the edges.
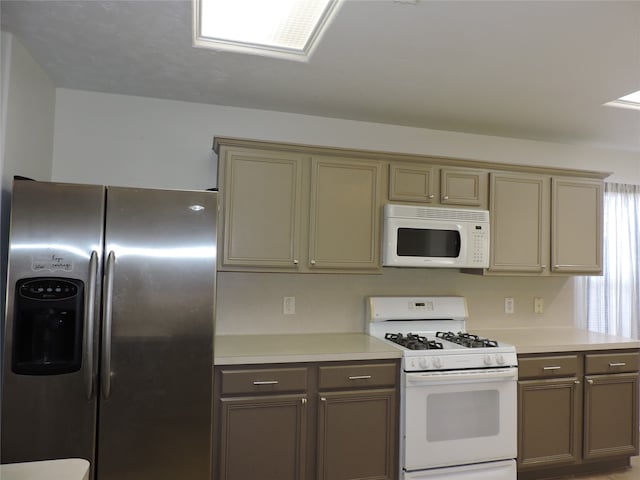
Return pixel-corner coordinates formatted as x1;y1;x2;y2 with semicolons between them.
409;358;417;369
496;354;506;365
419;357;429;369
484;355;494;366
432;357;442;369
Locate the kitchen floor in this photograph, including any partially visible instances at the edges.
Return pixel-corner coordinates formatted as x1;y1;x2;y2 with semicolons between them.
574;456;639;479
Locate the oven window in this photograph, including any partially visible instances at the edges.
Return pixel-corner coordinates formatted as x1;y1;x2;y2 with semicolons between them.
426;390;499;441
397;228;460;258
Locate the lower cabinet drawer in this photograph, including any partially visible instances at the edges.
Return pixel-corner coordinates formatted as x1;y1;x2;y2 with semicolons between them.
585;352;640;375
318;363;397;389
220;367;308;395
518;355;578;379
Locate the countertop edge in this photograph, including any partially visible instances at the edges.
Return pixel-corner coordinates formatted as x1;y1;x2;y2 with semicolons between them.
214;333;403;366
215;350;402;366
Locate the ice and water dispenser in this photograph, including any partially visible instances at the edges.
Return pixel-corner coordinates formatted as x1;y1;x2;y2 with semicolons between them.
12;277;84;375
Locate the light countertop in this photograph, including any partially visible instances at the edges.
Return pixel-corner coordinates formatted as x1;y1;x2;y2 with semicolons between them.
0;459;89;480
214;333;402;365
469;327;640;354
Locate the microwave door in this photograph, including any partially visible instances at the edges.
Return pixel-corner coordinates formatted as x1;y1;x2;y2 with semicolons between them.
387;222;464;267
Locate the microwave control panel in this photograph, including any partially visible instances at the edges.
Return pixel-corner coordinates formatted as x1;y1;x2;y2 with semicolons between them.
470;225;489;266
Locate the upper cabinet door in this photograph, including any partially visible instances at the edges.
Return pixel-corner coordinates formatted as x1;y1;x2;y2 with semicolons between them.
440;167;487;207
309;157;382;270
388;163;436;203
220;148;304;269
489;173;550;272
551;178;603;274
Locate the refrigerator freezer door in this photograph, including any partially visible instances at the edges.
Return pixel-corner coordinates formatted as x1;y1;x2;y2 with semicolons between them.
1;180;105;465
97;187;216;480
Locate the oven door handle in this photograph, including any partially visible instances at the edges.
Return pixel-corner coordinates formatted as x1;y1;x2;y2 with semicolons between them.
405;367;518;386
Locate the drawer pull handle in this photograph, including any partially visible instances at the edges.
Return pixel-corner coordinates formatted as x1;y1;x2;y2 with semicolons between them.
609;362;627;367
348;375;372;380
253;380;279;386
543;366;562;371
588;379;594;384
301;398;307;405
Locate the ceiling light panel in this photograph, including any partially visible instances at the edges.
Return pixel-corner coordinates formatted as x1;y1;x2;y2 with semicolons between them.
604;89;640;111
194;0;339;60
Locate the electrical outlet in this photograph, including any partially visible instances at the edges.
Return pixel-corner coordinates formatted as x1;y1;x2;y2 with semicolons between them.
283;296;295;315
504;297;514;314
534;297;544;314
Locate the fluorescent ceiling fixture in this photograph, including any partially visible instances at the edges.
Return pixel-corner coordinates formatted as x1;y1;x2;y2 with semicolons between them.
193;0;340;61
604;89;640;111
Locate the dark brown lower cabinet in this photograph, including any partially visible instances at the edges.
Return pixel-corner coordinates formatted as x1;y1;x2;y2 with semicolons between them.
213;360;399;480
583;372;639;460
219;395;307;480
317;389;396;480
517;350;639;480
518;377;582;468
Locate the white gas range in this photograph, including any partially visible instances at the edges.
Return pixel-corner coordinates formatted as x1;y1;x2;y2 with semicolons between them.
368;296;518;480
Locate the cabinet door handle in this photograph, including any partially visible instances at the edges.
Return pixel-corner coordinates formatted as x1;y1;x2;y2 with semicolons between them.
587;379;594;384
293;259;299;265
609;362;627;367
301;397;307;405
543;366;562;371
348;375;372;380
428;194;435;199
442;195;449;200
320;397;327;402
253;380;279;385
574;380;581;384
310;260;316;265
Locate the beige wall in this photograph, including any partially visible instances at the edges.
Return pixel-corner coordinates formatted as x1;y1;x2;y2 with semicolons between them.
49;89;640;335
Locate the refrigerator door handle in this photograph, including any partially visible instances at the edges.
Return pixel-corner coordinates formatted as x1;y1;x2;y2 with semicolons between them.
101;250;115;400
84;250;99;400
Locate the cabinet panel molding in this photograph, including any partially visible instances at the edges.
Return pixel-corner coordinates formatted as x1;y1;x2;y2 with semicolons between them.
551;178;603;273
219;394;307;480
583;373;639;459
518;378;581;469
317;389;396;480
489;173;549;272
309;157;382;270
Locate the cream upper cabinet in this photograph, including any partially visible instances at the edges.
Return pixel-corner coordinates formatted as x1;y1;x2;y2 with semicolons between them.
551;177;603;274
389;163;436;203
389;163;487;208
309;157;382;271
488;173;603;275
489;172;550;273
214;137;607;276
217;145;383;273
219;148;305;269
440;167;487;207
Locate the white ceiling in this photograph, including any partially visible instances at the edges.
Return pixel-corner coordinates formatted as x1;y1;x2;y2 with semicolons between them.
2;0;640;152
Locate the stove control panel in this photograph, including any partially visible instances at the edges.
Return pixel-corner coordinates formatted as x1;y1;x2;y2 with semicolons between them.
404;351;518;372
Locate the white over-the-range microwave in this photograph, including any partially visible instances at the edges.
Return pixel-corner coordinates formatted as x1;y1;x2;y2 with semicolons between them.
382;204;490;269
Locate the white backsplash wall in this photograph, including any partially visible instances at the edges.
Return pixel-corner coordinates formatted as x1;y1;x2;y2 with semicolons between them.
216;269;574;335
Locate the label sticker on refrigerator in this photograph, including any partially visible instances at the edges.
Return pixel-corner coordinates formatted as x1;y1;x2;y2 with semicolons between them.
32;253;74;272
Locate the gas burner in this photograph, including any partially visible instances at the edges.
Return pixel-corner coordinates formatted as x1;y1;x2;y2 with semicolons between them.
436;331;499;348
385;333;444;350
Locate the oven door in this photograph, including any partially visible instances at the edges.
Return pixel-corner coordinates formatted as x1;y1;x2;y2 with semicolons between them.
403;367;517;472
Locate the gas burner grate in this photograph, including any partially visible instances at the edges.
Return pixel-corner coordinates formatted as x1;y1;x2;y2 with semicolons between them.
435;331;499;348
385;333;444;350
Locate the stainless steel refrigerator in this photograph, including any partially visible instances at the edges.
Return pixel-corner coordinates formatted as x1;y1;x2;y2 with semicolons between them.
1;179;217;480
